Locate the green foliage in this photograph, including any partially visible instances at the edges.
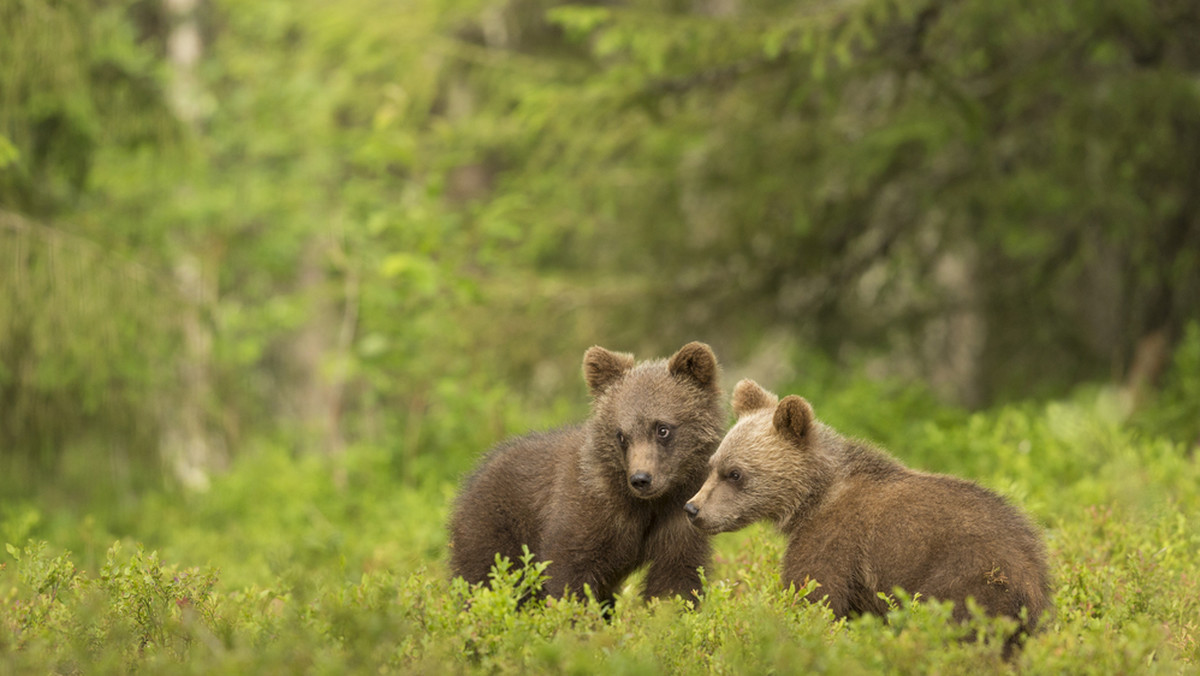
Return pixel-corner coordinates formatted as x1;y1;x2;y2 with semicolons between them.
95;542;221;656
114;443;455;590
0;0;180;494
1;540;223;672
4;377;1200;672
449;0;1200;402
5;0;1200;498
2;0;1200;670
0;134;17;169
0;212;177;499
0;0;176;215
1138;321;1200;447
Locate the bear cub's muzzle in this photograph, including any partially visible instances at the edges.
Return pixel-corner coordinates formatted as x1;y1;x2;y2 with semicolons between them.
629;471;653;492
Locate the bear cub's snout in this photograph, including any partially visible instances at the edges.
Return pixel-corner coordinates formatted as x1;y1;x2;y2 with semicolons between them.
629;471;652;492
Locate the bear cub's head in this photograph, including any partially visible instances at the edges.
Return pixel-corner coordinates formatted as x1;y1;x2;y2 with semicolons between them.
583;341;724;501
685;378;822;533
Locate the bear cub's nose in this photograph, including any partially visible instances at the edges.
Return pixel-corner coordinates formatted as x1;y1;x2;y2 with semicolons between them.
683;502;699;519
629;472;652;491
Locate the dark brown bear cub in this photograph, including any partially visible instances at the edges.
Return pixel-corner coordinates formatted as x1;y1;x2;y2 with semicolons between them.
449;342;724;607
685;379;1050;654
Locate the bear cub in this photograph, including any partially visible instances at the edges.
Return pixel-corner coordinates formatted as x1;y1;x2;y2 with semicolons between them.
685;379;1050;651
449;342;725;607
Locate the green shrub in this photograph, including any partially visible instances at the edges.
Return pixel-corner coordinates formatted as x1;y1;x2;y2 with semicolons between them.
4;376;1199;673
1138;321;1200;448
1;540;225;672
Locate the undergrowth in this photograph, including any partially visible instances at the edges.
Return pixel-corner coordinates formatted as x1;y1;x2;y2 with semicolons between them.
3;378;1199;673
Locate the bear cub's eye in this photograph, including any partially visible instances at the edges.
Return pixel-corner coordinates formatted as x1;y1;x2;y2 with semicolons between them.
655;423;672;441
616;430;627;447
727;469;742;482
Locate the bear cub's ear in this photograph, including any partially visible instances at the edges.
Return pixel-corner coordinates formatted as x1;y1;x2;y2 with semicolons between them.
583;346;636;398
667;341;720;391
731;379;778;417
773;395;814;442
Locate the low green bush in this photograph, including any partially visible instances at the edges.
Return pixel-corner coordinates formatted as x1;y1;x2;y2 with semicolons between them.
3;379;1198;673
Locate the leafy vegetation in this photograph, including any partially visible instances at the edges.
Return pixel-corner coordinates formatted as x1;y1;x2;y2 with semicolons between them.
2;0;1199;672
5;0;1200;489
4;366;1200;672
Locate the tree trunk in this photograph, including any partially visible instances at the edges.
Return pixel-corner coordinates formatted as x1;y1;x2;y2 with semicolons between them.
287;236;348;456
161;0;223;488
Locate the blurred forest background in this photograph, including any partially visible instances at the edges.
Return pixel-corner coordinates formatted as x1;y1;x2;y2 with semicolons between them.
3;0;1200;507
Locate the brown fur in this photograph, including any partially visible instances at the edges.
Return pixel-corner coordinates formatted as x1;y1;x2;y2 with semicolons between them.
687;379;1051;654
449;342;725;607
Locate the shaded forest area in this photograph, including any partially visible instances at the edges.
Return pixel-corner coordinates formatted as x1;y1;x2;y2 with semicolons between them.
3;0;1200;498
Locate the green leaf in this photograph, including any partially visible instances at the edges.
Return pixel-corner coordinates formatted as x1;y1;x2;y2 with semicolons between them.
0;135;18;169
763;27;790;60
546;6;612;42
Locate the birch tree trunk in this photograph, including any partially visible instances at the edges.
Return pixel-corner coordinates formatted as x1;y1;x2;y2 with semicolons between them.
161;0;222;489
287;236;348;457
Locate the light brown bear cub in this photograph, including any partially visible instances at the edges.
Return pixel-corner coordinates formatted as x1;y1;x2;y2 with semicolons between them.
685;379;1050;651
450;342;724;608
